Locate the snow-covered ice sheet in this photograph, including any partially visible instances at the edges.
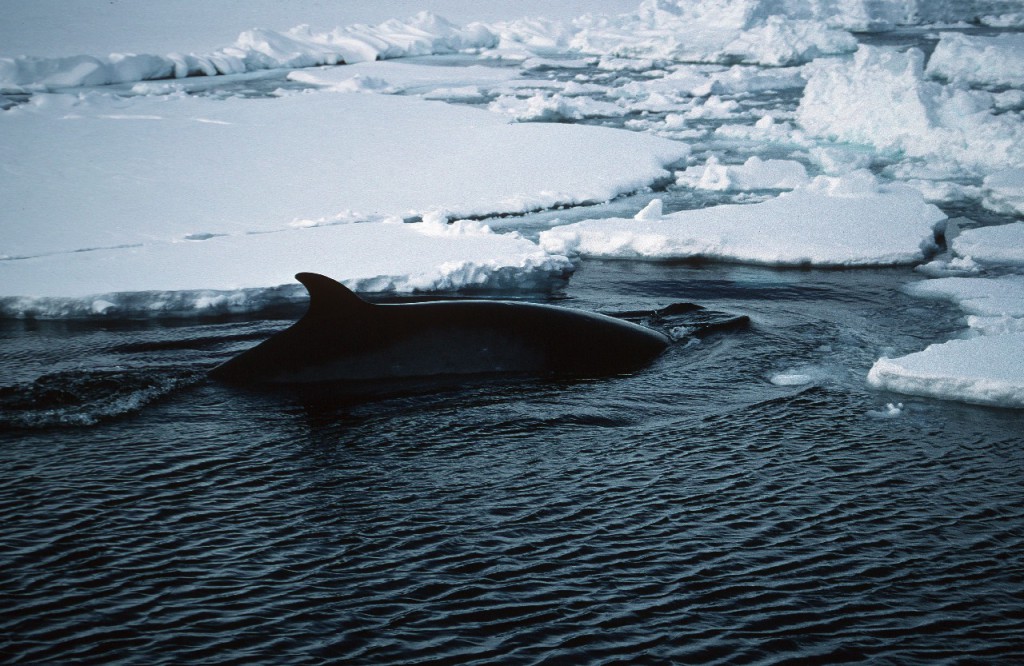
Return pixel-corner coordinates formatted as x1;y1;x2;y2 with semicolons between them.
539;172;946;266
867;334;1024;408
0;218;572;318
0;89;688;259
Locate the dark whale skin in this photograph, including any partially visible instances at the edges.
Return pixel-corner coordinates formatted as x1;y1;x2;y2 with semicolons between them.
210;272;670;384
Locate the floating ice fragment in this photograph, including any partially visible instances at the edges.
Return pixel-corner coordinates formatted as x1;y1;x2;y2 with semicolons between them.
915;255;982;278
770;373;813;386
676;156;809;191
488;92;625;122
868;335;1024;408
950;223;1024;267
866;403;904;418
540;171;946;266
91;299;116;315
0;90;688;259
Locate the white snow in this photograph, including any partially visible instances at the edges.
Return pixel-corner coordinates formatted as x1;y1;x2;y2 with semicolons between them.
906;275;1024;320
539;172;946;266
871;265;1024;408
0;89;687;260
0;12;500;92
286;60;522;95
488;92;626;122
0;77;692;316
926;32;1024;88
982;169;1024;216
867;334;1024;408
676;156;809;191
798;45;1024;176
568;2;859;66
950;223;1024;267
0;218;571;318
0;1;637;59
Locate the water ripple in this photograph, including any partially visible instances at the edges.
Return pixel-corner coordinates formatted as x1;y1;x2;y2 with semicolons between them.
3;293;1024;664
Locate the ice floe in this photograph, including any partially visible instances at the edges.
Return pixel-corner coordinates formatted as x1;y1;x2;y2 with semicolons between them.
0;218;572;318
0;89;687;259
568;1;858;66
926;32;1024;89
950;222;1024;267
906;275;1024;321
0;12;498;92
798;45;1024;176
488;92;626;121
870;235;1024;407
868;334;1024;408
675;156;809;191
539;172;946;266
285;60;521;95
982;169;1024;216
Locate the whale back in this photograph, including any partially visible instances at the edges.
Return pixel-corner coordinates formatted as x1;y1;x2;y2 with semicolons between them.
210;273;670;384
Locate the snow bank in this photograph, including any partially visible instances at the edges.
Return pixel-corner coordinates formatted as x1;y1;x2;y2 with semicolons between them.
798;45;1024;175
0;218;571;318
0;12;498;92
0;90;688;259
676;156;809;191
539;171;945;266
867;334;1024;408
926;32;1024;88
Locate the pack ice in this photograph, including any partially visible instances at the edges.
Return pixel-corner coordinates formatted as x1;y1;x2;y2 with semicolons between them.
539;172;946;267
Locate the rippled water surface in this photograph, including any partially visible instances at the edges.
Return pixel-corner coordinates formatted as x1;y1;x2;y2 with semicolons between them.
3;261;1024;664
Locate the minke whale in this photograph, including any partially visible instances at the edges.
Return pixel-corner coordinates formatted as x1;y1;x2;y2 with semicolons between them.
210;272;671;384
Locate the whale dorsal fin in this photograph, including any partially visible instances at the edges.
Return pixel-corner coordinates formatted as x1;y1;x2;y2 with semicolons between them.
295;272;371;321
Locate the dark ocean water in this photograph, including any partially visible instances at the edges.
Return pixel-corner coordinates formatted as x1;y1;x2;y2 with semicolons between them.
3;261;1023;664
